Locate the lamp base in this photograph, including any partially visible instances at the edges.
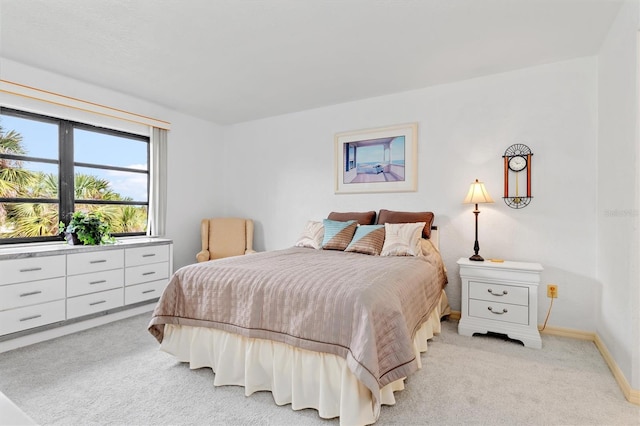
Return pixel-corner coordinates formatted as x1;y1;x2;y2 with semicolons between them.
469;254;485;262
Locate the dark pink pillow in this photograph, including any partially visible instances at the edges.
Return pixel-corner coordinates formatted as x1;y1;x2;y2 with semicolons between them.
327;211;376;225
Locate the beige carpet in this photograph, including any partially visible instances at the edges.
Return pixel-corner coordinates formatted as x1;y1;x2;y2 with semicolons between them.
0;314;638;425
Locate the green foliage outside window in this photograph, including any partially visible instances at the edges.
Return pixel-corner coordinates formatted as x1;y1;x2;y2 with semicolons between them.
0;123;148;240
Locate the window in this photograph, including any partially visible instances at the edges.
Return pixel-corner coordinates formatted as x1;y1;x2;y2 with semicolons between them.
0;107;149;244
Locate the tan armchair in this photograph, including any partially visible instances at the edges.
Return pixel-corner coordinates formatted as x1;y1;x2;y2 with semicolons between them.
196;218;256;262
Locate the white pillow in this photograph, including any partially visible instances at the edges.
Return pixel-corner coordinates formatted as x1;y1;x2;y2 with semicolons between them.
294;221;324;249
380;222;426;256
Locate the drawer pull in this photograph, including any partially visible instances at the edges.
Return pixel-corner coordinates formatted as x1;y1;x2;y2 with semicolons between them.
142;289;156;294
19;267;42;273
89;259;107;264
19;290;43;297
20;314;42;322
89;280;107;285
89;300;107;306
142;271;156;276
487;306;508;315
487;288;508;296
142;253;156;258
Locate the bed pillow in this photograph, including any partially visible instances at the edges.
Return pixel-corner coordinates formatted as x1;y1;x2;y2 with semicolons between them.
345;225;385;256
377;209;435;239
294;220;324;249
327;211;376;225
321;219;358;250
380;222;425;257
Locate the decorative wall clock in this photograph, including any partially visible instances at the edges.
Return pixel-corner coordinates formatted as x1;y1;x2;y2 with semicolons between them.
503;143;533;209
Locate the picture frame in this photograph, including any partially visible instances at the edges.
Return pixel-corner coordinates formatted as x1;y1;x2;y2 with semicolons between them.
334;122;418;194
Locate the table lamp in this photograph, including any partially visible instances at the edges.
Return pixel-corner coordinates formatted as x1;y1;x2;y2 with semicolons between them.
463;179;494;261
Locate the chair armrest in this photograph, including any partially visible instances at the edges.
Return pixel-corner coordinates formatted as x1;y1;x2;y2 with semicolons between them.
196;250;210;263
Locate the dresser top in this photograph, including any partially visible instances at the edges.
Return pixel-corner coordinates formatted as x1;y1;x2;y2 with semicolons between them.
0;237;173;260
457;257;543;272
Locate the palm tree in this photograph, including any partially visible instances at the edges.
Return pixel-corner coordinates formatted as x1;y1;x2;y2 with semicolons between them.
7;201;57;237
1;124;147;239
111;205;147;233
0;125;38;234
0;127;34;196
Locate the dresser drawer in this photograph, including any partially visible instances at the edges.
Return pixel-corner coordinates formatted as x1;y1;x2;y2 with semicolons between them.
125;244;170;267
67;249;124;275
469;281;528;306
0;255;65;286
0;277;66;311
468;299;529;325
125;279;166;305
67;269;124;297
67;288;123;319
0;299;66;335
125;262;169;286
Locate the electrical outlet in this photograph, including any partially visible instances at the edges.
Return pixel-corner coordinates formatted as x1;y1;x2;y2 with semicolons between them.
547;284;558;298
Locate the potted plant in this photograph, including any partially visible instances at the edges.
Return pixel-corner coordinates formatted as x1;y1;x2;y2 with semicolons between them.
59;211;115;245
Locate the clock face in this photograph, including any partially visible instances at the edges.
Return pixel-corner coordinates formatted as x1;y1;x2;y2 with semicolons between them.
508;155;527;172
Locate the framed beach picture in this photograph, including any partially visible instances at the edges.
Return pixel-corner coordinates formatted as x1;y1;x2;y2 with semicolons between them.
334;122;418;194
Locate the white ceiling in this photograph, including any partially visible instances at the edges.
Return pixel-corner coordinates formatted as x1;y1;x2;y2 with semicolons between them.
0;0;624;125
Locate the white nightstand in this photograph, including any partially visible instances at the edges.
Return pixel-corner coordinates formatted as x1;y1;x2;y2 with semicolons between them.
457;258;543;349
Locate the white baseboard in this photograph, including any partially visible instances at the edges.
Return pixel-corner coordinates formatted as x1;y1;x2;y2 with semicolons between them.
0;303;156;354
449;310;639;406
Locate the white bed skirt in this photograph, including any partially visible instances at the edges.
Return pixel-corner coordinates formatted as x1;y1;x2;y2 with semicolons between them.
160;290;450;426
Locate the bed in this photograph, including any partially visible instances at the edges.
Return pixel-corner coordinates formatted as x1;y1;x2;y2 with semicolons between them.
148;210;449;425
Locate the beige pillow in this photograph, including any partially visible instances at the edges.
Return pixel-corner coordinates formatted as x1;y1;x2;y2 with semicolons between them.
380;222;425;257
294;221;324;249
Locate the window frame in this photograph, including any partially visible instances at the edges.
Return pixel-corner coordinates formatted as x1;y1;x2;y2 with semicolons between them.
0;107;150;245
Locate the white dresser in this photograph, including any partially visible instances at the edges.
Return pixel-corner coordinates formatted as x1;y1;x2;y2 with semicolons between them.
0;255;67;336
0;238;172;345
457;258;543;349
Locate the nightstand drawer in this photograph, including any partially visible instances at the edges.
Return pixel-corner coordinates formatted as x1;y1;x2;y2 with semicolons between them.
468;299;529;325
469;281;528;306
67;288;123;319
0;277;66;311
67;269;124;297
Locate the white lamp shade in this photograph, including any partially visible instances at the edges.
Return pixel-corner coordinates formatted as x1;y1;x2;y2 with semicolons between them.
463;179;494;204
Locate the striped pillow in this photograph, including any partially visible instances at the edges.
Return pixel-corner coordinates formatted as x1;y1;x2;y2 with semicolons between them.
380;222;425;256
345;225;385;256
294;221;324;249
321;219;358;251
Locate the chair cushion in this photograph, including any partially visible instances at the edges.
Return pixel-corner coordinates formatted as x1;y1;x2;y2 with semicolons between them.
208;218;247;259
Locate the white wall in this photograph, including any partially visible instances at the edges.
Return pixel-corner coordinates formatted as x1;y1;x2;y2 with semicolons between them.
222;57;599;332
596;0;640;389
0;58;225;271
